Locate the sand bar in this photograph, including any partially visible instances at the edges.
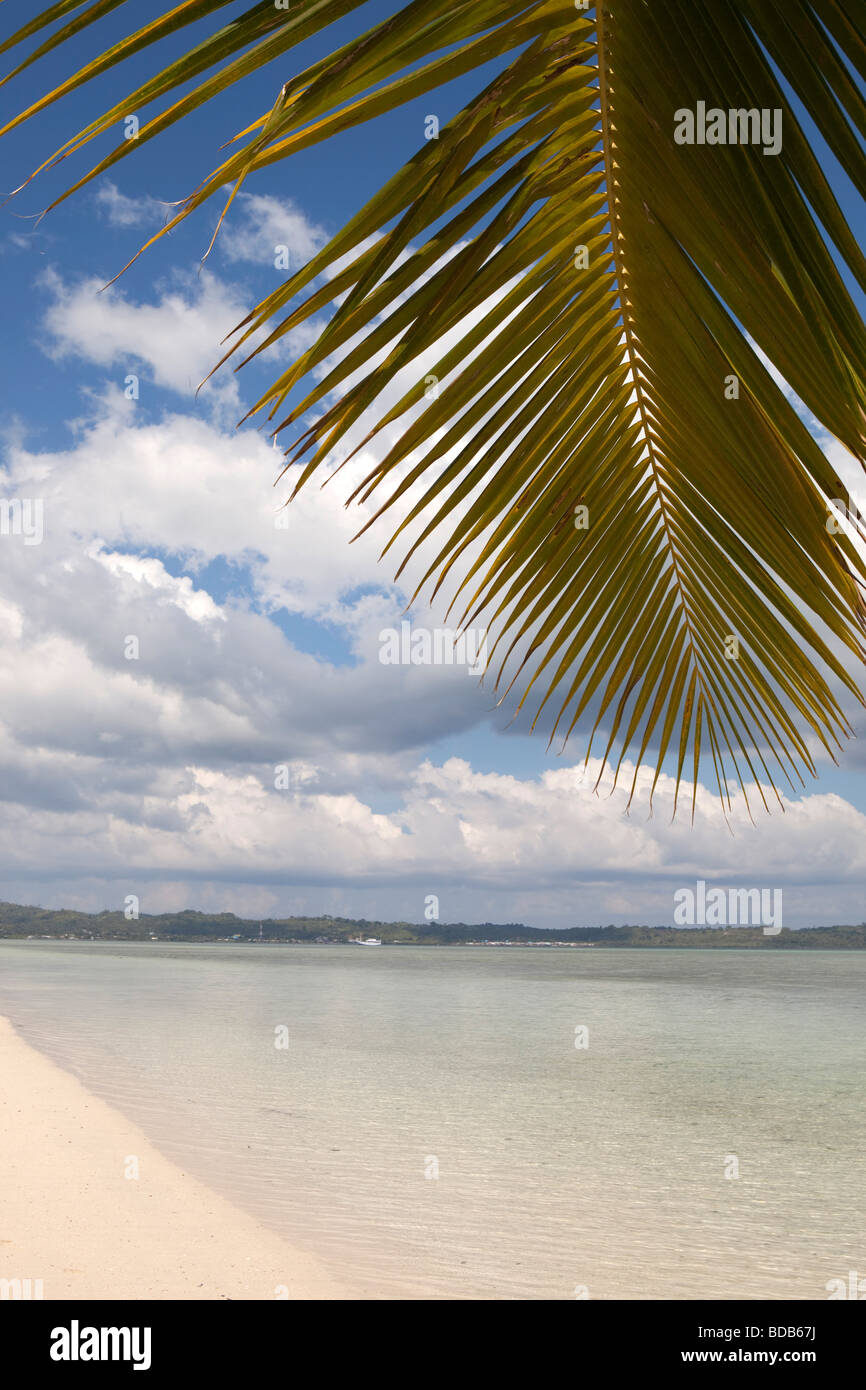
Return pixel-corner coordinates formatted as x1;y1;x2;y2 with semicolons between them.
0;1015;348;1300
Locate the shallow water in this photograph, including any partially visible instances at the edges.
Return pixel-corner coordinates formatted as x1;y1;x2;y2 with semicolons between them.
0;941;863;1299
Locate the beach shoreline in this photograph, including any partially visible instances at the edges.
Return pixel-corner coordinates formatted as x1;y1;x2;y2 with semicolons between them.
0;1015;349;1301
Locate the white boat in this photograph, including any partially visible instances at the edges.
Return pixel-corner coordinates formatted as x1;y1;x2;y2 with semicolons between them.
351;936;382;946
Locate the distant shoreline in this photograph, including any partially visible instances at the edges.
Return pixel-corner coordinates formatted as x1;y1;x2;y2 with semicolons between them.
3;935;866;951
2;899;865;948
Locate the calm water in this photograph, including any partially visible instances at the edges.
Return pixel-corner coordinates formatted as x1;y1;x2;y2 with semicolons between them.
0;942;863;1300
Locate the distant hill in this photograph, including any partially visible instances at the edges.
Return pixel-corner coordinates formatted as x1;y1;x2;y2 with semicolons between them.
1;902;865;947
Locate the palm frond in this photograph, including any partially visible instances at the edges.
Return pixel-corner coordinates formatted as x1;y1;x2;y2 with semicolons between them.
3;0;865;814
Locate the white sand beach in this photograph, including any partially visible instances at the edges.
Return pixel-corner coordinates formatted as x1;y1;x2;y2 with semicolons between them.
0;1016;348;1300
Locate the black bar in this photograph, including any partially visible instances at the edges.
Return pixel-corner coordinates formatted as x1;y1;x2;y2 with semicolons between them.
4;1298;862;1375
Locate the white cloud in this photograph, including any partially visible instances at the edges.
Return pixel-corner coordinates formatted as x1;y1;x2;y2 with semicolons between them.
37;266;322;419
0;748;864;929
94;182;169;229
87;545;226;624
217;193;327;270
39;267;246;409
0;396;492;779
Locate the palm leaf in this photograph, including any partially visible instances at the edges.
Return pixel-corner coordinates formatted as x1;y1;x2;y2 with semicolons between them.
3;0;865;815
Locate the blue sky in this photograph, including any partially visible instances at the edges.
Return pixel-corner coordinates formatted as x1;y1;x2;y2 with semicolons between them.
0;1;865;929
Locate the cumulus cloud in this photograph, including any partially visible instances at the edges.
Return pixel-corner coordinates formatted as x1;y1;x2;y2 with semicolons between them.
216;193;328;270
37;266;321;417
0;393;495;813
94;182;170;229
39;266;246;409
0;748;864;928
88;546;227;624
